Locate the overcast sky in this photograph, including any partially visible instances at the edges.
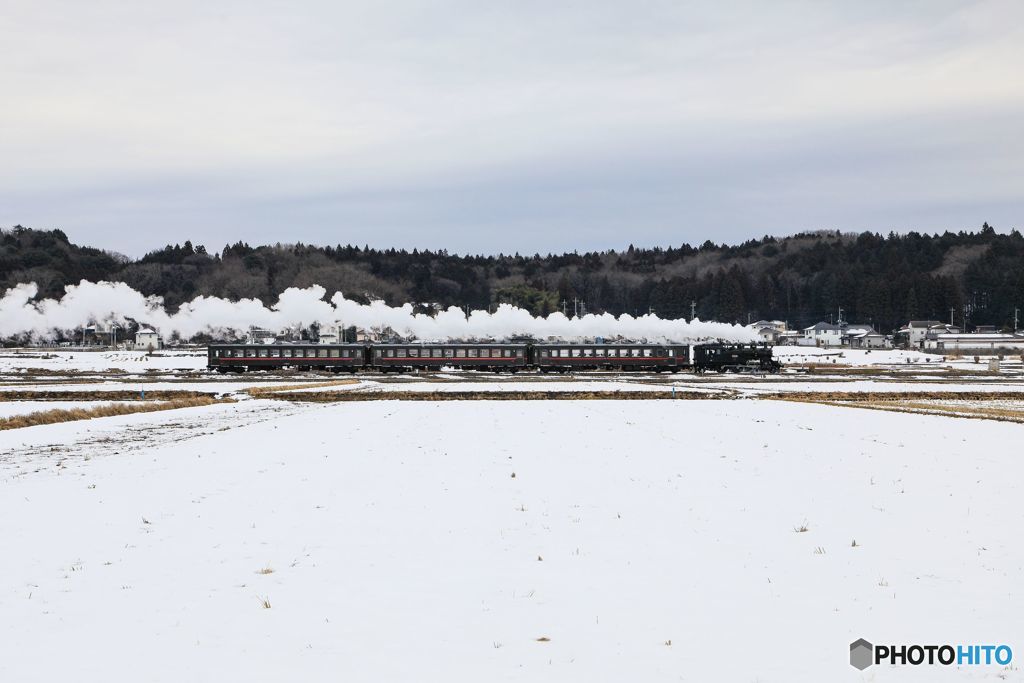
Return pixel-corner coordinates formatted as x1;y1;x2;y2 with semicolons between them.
2;0;1022;256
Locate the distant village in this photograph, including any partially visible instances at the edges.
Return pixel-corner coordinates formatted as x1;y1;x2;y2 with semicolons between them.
752;317;1024;353
23;313;1024;356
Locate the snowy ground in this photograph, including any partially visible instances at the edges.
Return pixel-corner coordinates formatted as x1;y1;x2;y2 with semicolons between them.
0;349;207;373
1;398;1022;682
1;349;1023;681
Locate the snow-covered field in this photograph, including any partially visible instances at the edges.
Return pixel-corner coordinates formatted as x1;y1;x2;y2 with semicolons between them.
1;397;1022;682
1;348;1023;681
0;349;207;373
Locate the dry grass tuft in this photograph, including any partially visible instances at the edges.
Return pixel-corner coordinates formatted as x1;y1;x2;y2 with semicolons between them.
259;596;272;609
0;396;233;431
257;566;275;575
794;523;809;533
535;636;550;642
245;379;359;398
0;389;209;402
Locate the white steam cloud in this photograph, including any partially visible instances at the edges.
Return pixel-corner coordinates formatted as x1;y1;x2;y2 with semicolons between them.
0;281;756;343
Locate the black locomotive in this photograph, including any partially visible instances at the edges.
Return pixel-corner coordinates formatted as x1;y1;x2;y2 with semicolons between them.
691;343;780;373
207;341;779;374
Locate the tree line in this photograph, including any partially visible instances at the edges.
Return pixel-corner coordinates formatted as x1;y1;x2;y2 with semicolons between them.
2;223;1022;333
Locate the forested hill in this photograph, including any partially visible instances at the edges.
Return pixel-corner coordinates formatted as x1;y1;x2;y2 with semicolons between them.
2;224;1022;333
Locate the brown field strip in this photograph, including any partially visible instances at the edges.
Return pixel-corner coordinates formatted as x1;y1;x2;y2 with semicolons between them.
0;396;235;431
256;389;722;402
768;391;1024;424
765;390;1024;402
244;379;360;397
0;389;212;401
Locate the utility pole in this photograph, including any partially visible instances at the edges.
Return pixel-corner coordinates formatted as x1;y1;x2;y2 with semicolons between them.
837;306;844;326
561;300;567;316
1015;307;1019;333
690;300;696;321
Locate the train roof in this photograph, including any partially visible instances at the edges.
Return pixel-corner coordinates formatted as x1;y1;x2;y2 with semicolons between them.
370;342;528;347
208;342;365;347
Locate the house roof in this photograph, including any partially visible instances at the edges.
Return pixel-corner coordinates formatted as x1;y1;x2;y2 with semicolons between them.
137;328;156;335
908;320;942;328
803;322;841;332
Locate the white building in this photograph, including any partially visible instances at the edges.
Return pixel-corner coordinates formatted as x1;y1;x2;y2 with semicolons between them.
802;322;844;347
900;320;959;349
925;333;1024;353
135;328;160;352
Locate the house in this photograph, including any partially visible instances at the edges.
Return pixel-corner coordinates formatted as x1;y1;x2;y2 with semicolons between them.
134;328;161;352
802;322;844;347
748;320;787;343
78;324;112;346
776;330;803;346
845;328;888;349
753;325;781;343
899;320;958;349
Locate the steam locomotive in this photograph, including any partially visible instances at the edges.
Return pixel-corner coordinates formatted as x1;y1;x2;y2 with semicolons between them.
207;341;780;374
